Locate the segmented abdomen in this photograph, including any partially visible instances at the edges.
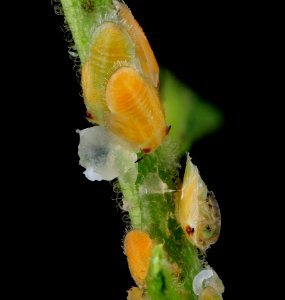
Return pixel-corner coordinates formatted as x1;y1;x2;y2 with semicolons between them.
82;22;135;124
115;1;159;88
106;66;167;152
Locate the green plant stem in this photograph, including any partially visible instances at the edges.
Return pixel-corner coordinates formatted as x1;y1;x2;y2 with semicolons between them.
121;143;202;299
59;1;222;299
60;0;112;62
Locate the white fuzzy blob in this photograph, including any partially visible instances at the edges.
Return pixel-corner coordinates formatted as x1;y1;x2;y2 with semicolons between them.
83;168;103;181
193;268;224;296
193;269;214;296
78;126;137;181
139;173;174;195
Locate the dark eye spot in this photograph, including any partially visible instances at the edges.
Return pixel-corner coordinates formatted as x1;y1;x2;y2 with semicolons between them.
86;111;93;119
165;125;171;135
186;225;194;235
142;148;151;154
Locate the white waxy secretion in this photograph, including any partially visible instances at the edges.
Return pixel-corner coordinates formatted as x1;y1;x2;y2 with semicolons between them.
139;173;174;195
193;268;224;297
77;126;137;181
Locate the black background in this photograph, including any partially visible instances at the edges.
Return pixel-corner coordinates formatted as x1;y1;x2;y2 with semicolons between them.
5;0;272;299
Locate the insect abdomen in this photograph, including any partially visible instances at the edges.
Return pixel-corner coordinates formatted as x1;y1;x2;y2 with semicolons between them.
105;66;167;152
115;0;159;88
82;22;135;124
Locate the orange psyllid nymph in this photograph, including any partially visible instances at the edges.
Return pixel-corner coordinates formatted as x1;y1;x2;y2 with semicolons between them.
124;230;153;288
105;66;169;153
114;0;159;88
81;21;135;124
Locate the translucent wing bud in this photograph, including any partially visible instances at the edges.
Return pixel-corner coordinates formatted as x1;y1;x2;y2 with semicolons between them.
176;153;221;251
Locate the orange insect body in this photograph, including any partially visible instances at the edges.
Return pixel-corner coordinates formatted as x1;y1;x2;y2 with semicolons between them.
124;230;153;288
81;21;135;124
81;3;168;153
106;66;168;153
115;0;159;88
127;287;144;300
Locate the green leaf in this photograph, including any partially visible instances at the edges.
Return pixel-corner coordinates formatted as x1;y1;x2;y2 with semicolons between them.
147;245;185;300
161;69;223;156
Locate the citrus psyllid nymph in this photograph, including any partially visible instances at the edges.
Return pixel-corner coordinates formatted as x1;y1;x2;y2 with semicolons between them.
81;21;135;124
81;3;168;153
175;154;221;251
114;0;159;88
106;66;169;153
124;230;153;288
